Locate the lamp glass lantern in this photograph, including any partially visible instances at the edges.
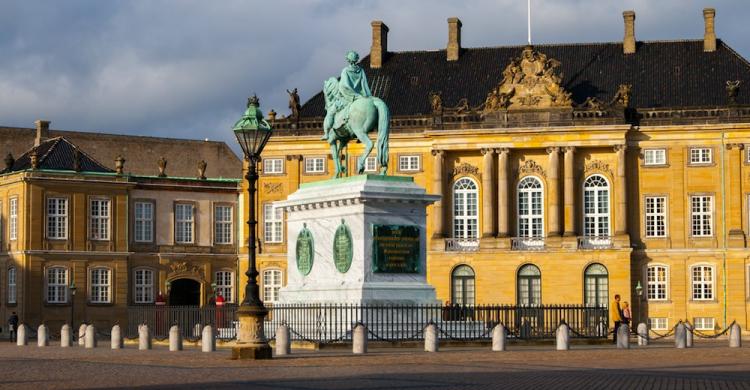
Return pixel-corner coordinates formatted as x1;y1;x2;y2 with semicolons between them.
233;95;273;160
635;280;643;298
69;281;77;296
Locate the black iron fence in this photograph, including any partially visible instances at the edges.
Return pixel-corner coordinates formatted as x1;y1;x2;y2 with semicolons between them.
126;304;609;342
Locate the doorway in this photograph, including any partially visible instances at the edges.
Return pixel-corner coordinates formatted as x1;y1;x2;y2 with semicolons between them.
169;278;201;306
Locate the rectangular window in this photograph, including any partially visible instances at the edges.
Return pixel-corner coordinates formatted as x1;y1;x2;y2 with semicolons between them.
89;198;110;240
689;147;712;164
363;156;377;172
648;317;668;331
263;204;283;243
647;265;668;300
263;269;282;303
692;265;714;300
693;317;715;331
644;149;667;166
215;271;234;303
134;202;154;243
214;205;233;244
134;269;154;304
304;157;325;173
175;203;195;244
690;196;713;237
645;196;667;237
263;158;284;174
9;197;17;241
398;155;420;172
89;268;111;304
47;197;68;240
7;267;16;304
46;267;68;304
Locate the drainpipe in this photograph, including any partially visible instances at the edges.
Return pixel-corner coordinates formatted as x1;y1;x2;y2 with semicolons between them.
721;132;727;328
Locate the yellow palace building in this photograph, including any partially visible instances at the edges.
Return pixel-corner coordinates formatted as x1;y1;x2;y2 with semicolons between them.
250;8;750;333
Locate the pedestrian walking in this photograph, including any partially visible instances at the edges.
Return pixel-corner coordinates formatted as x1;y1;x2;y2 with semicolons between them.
611;294;622;344
8;312;18;342
622;302;632;326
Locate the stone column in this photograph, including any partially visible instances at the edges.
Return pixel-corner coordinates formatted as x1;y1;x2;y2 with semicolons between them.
547;147;561;236
481;148;495;237
727;144;746;247
496;148;510;237
614;144;628;235
431;150;445;238
563;146;576;236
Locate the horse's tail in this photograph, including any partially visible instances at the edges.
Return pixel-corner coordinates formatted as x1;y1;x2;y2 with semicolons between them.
373;97;390;170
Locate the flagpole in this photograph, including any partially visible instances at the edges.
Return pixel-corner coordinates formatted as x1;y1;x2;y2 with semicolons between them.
527;0;532;45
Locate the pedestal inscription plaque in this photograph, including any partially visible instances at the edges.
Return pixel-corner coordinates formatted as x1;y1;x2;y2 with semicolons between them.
372;224;420;273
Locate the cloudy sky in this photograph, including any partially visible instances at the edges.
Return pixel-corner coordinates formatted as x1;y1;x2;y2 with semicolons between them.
1;0;748;154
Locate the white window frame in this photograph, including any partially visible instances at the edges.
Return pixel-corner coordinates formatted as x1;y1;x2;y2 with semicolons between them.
263;203;283;243
7;266;16;304
174;203;195;244
363;156;377;172
648;317;668;331
689;147;712;164
644;149;667;166
582;175;610;237
89;267;111;304
214;205;233;245
9;197;17;241
690;195;713;237
263;269;283;303
645;196;667;238
452;177;479;240
691;264;714;301
304;157;325;173
0;200;3;246
398;155;421;172
46;197;68;240
214;270;234;303
693;317;715;331
134;201;154;243
263;158;284;174
46;266;68;304
133;268;154;304
89;198;111;241
517;176;544;239
646;264;668;301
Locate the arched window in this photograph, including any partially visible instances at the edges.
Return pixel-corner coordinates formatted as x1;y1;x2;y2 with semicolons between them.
647;265;668;301
517;177;544;238
453;178;479;240
584;263;608;307
133;268;154;304
691;264;714;300
263;269;283;303
583;175;610;237
7;267;16;304
517;264;541;306
451;265;475;306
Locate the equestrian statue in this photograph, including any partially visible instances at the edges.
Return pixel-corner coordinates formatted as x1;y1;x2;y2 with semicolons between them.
322;51;390;177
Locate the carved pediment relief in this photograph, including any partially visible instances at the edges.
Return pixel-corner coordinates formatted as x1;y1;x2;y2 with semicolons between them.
583;160;613;177
483;46;572;113
169;261;203;278
452;162;480;178
518;160;546;178
263;182;283;194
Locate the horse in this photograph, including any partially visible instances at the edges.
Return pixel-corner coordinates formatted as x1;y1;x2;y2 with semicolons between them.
323;77;390;177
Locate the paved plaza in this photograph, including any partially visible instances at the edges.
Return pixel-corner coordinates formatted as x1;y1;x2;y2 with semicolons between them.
1;341;750;389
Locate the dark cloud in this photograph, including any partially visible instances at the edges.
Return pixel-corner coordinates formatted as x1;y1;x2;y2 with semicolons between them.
1;0;748;154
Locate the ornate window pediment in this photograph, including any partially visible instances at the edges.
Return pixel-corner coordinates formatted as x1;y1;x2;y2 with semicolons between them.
518;160;546;178
583;160;613;177
452;162;480;178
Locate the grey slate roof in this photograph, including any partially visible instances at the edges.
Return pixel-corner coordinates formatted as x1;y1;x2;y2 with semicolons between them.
5;137;113;173
299;40;750;118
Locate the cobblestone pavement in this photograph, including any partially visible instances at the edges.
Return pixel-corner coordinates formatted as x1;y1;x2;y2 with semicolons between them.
1;341;750;389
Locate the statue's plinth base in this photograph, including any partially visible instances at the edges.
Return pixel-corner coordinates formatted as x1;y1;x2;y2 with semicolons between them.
231;305;272;360
231;345;272;360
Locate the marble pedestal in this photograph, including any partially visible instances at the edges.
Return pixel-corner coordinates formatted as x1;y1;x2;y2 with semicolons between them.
275;174;440;305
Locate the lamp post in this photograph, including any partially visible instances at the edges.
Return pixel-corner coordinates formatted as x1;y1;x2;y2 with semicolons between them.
69;281;77;327
231;95;273;360
635;281;643;325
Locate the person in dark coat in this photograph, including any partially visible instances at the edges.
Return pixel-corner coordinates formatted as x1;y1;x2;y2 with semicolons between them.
8;312;18;342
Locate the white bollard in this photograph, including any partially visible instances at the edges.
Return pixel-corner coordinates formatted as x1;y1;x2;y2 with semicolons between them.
138;324;152;350
352;323;367;354
492;323;506;352
275;324;292;356
111;325;123;349
16;324;28;346
675;322;687;349
169;325;183;351
730;322;742;348
556;323;570;351
37;324;49;347
637;323;648;346
78;324;87;346
201;325;215;352
616;323;630;349
685;323;694;348
60;324;72;348
84;325;97;349
424;323;438;352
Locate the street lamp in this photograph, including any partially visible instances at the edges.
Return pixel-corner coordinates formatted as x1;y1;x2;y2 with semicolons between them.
231;94;273;360
69;281;77;327
635;281;643;325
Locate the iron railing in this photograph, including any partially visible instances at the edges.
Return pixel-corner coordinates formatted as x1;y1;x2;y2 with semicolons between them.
511;237;546;251
577;236;613;250
127;304;608;342
444;238;480;252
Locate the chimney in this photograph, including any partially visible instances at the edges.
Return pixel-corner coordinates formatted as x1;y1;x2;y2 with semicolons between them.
703;8;716;52
34;119;50;147
447;17;462;61
623;11;636;54
370;20;388;69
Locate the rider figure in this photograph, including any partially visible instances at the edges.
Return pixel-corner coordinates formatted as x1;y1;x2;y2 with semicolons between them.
322;51;372;140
